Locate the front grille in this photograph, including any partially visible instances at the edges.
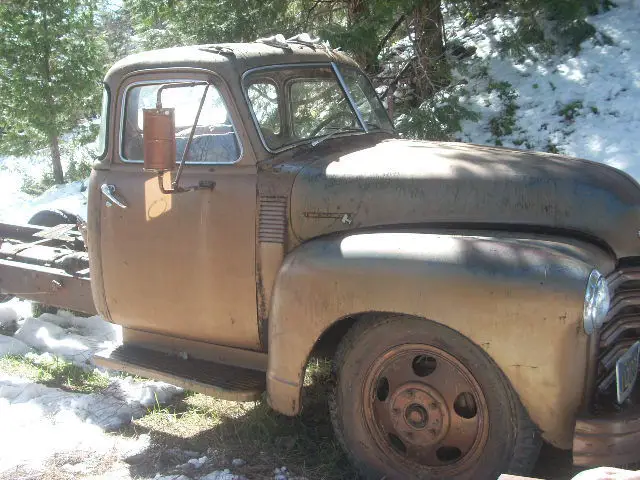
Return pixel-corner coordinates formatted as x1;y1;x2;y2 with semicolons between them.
596;267;640;395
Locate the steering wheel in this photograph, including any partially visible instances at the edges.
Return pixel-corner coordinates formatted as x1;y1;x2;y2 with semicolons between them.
309;110;356;137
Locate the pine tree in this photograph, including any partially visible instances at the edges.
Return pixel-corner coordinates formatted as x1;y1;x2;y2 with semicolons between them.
0;0;106;184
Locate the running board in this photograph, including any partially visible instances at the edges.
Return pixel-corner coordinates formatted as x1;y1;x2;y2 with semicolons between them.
95;345;265;402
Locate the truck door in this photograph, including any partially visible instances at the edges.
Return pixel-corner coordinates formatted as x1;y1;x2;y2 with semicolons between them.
98;71;260;350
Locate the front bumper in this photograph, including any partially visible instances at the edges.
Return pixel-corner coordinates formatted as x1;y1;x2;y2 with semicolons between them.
573;406;640;466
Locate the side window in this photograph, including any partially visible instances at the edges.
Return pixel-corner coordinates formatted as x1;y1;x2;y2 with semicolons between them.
247;82;280;135
122;82;240;164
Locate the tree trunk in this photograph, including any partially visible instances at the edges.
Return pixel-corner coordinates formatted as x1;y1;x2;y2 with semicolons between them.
411;0;448;101
347;0;371;67
49;133;64;184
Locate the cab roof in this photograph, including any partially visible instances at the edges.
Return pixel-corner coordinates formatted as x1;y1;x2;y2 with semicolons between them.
104;40;360;89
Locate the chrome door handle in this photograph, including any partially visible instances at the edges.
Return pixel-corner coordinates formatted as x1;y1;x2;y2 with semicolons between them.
101;184;128;209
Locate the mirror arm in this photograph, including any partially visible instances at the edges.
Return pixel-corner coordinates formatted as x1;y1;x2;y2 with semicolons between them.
172;83;211;190
156;81;207;108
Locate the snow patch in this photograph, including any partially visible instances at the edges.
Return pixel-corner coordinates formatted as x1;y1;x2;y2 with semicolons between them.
198;470;247;480
0;335;33;356
0;374;179;430
0;378;150;473
0;304;182;477
13;313;121;365
454;1;640;181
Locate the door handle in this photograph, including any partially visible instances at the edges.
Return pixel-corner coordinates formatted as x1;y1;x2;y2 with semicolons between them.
101;184;128;209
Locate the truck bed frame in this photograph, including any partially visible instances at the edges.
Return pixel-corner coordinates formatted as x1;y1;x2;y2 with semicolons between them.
0;221;96;315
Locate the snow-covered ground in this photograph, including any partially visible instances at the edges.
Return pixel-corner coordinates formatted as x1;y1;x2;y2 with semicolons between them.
0;153;88;224
0;301;269;479
455;0;640;178
0;300;183;478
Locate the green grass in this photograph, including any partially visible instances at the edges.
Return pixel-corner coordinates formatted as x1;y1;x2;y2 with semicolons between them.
119;358;358;480
487;81;519;140
0;354;110;393
558;100;584;121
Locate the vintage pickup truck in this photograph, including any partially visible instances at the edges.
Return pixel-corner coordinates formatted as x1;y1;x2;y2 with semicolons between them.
1;34;640;479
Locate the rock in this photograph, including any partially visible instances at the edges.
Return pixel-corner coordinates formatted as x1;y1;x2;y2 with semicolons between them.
273;466;289;480
164;448;190;463
231;459;245;467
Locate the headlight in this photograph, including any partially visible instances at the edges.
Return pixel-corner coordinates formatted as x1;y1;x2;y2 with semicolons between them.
583;269;610;335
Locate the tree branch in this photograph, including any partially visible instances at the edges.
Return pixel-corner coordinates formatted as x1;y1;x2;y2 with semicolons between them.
376;14;406;58
381;57;415;99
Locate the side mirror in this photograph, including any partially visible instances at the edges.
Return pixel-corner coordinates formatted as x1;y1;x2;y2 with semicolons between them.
143;108;176;172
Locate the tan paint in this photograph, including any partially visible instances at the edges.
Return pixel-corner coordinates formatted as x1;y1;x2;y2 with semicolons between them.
87;169;111;320
267;231;615;448
259;243;284;318
100;164;260;349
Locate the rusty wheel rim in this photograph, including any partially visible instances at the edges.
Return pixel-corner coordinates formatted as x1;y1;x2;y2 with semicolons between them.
363;344;489;474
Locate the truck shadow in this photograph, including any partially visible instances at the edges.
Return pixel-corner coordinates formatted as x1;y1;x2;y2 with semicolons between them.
117;362;585;480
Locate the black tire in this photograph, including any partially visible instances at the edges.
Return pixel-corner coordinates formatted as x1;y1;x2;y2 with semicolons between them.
329;315;541;480
28;209;79;227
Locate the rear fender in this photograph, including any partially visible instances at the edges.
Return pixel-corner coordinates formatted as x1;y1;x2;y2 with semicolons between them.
266;231;614;448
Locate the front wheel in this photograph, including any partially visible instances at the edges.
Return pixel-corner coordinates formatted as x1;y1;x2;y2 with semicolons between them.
329;315;541;480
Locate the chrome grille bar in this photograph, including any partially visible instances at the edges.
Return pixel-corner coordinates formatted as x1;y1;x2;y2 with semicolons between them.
596;268;640;393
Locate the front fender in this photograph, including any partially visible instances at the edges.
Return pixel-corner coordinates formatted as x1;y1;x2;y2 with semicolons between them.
267;231;614;448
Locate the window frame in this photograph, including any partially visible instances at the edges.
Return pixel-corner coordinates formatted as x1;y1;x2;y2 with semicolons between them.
118;76;244;165
242;62;375;154
96;83;111;160
337;65;395;132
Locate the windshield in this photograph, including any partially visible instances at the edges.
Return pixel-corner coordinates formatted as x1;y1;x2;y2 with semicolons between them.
244;64;393;151
96;85;109;158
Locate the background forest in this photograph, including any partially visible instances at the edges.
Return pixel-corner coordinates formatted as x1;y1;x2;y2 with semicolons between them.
0;0;629;191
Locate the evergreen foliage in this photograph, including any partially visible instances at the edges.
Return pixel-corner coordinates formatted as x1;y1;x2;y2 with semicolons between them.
0;0;616;177
0;0;107;183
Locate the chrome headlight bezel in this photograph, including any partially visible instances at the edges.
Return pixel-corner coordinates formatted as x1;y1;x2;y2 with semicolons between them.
583;269;610;335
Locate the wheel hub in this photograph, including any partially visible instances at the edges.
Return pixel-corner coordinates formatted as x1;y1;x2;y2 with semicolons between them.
389;382;449;446
364;345;489;470
405;404;427;429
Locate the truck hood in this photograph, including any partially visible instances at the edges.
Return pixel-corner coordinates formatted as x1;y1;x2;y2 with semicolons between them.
290;138;640;259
